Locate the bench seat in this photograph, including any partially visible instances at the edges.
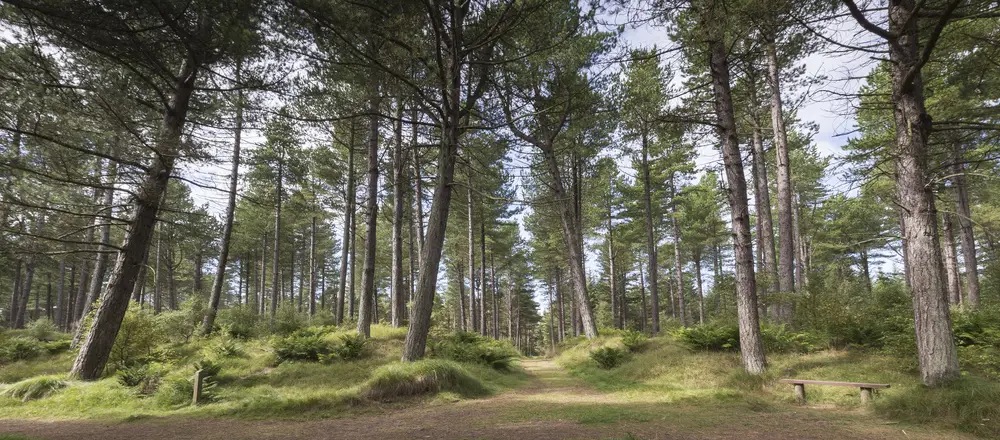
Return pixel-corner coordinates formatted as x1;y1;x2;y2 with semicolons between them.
777;378;890;404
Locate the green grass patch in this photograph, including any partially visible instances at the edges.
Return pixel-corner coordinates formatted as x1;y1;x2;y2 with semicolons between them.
1;376;68;401
360;359;488;401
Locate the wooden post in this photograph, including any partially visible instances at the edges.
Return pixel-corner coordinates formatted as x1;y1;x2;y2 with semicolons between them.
192;369;203;405
793;383;806;404
860;387;873;405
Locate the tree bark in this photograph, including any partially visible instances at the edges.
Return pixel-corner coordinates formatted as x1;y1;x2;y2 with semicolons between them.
883;0;960;386
639;264;648;334
479;219;487;336
9;260;22;328
337;123;356;324
942;213;962;305
537;143;598;339
750;122;778;294
767;40;796;296
56;257;66;330
357;87;380;338
72;158;114;344
702;3;767;374
555;268;565;341
466;176;477;333
203;61;244;334
671;172;687;327
71;60;197;380
458;262;467;331
309;218;317;316
694;249;705;324
952;153;979;307
270;155;282;326
390;101;406;328
640;131;660;334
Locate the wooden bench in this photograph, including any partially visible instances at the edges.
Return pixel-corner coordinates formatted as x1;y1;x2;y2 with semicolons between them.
777;379;890;405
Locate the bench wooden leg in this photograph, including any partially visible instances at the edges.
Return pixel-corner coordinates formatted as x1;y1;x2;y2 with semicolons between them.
794;383;806;404
860;387;873;405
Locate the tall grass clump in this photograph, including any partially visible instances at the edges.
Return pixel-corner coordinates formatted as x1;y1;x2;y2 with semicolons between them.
360;359;487;401
2;375;68;401
429;332;518;370
875;376;1000;438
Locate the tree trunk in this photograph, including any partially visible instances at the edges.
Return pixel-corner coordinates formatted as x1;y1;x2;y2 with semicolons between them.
491;253;499;339
885;0;959;386
537;143;598;339
767;40;796;296
271;157;283;325
337;123;356;324
607;187;619;329
952;153;979;307
639;264;648;334
458;262;467;331
357;88;380;338
309;217;317;317
411;106;425;251
56;258;66;330
349;204;357;320
403;116;463;356
640;131;660;334
703;6;767;374
203;63;244;334
71;60;197;380
9;260;22;328
694;249;705;324
390;101;406;328
555;269;565;341
73;160;114;343
259;233;267;315
750;122;778;294
15;216;44;328
671;172;687;327
942;213;962;305
466;177;477;333
860;249;873;294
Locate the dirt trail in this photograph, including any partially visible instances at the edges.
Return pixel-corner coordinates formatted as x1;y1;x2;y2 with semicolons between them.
0;359;975;440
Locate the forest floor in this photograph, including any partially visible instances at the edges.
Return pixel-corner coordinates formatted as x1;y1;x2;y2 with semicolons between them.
0;358;977;440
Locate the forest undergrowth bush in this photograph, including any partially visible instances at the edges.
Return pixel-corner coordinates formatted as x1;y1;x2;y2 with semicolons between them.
1;375;68;402
428;331;519;371
360;359;487;401
590;346;628;369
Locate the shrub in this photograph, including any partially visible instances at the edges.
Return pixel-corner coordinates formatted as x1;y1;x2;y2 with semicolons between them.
876;376;1000;438
590;346;627;369
157;310;197;344
273;305;307;336
118;364;156;388
272;331;332;362
429;332;519;371
110;304;166;368
216;305;260;339
673;322;739;351
0;337;45;363
330;334;368;361
760;324;824;354
620;330;648;352
2;375;68;401
153;375;195;407
360;359;487;401
41;340;71;354
25;318;59;341
204;335;246;359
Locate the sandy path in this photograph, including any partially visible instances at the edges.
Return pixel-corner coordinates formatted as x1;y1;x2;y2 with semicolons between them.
0;359;975;440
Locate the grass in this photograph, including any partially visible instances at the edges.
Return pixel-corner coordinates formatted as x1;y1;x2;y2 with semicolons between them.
554;333;1000;438
0;324;526;421
360;359;488;401
1;376;68;402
